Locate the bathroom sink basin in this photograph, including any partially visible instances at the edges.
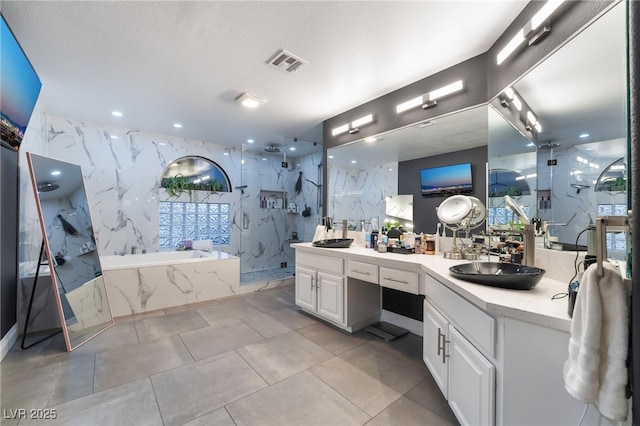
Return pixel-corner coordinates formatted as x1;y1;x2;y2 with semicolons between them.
449;262;546;290
312;238;353;248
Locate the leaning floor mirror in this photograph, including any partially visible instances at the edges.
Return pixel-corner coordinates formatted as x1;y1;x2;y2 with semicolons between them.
27;152;113;351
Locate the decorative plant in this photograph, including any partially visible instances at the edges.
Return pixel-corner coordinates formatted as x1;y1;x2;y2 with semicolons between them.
164;174;225;197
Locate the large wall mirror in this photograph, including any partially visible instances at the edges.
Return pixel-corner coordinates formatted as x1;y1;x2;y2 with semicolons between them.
488;2;627;252
326;106;488;235
27;153;113;351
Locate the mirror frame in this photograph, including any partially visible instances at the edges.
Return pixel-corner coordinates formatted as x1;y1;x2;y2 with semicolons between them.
26;152;114;351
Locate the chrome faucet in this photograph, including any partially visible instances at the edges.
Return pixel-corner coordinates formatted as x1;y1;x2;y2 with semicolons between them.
342;220;348;239
489;224;535;266
542;222;567;248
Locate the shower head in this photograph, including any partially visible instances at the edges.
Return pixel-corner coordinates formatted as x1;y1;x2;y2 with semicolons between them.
37;182;60;192
264;145;281;153
537;142;561;150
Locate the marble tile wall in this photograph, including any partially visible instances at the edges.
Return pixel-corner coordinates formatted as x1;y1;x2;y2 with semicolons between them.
238;148;322;274
16;111;322;330
536;140;627;246
327;162;397;230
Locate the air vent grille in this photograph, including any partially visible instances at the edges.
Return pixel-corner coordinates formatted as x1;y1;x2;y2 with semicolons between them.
267;49;307;73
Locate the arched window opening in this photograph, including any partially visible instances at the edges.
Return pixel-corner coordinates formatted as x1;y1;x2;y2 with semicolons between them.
595;157;626;192
161;156;231;195
158;156;232;249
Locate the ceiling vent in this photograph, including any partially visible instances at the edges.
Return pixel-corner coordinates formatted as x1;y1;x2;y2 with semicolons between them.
267;49;307;73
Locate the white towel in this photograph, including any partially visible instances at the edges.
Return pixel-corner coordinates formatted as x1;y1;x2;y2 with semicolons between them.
563;261;629;421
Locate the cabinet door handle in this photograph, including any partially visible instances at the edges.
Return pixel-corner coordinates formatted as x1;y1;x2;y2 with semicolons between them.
350;269;371;275
437;327;444;356
442;337;450;364
382;277;409;284
310;276;315;290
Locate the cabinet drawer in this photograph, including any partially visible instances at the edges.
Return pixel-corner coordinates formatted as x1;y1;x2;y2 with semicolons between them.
297;251;343;275
425;274;495;358
347;260;378;284
379;267;419;294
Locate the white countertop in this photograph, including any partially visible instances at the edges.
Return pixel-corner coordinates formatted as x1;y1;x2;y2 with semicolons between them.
292;243;573;332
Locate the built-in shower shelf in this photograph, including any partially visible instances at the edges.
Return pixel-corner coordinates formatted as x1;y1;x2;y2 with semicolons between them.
259;190;287;209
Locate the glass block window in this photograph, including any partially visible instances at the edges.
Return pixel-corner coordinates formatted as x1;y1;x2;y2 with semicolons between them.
159;201;230;248
488;206;530;226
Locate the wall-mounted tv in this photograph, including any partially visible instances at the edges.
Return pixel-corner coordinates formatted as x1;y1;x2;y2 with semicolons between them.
420;162;473;196
1;15;42;151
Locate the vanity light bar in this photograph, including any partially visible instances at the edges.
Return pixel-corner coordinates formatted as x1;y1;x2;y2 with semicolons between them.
497;0;565;65
396;96;423;114
395;80;464;114
512;95;522;111
351;114;373;129
531;0;564;31
428;80;464;101
332;124;349;136
331;114;375;137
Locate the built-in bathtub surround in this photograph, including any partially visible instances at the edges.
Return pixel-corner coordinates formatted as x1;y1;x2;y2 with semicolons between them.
327;162;397;229
101;250;240;317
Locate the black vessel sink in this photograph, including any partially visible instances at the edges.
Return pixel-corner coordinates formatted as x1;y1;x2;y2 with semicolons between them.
449;262;546;290
312;238;354;248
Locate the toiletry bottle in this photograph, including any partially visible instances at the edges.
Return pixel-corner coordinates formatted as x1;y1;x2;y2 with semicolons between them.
371;230;378;250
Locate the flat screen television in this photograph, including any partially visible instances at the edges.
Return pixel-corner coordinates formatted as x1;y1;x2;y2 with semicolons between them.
420;162;473;196
1;15;42;151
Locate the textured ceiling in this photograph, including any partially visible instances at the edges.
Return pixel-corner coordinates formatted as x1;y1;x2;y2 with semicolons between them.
2;0;528;155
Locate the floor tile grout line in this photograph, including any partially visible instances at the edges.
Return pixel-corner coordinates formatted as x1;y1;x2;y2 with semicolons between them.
307;366;377;421
147;375;167;426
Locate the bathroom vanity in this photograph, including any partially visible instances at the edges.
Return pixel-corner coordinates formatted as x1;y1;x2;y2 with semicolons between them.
292;243;616;426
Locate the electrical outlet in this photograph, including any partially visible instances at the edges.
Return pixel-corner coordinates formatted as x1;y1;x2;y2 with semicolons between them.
547;159;557;166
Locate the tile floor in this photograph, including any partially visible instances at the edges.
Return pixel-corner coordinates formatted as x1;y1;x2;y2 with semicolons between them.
1;285;459;426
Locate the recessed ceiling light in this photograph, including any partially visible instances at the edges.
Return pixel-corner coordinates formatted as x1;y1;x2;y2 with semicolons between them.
51;170;61;176
173;123;183;129
579;133;590;138
112;111;123;117
350;160;357;164
236;92;267;109
247;139;255;144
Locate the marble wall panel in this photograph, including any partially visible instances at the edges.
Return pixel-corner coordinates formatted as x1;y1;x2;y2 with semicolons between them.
327;162;397;230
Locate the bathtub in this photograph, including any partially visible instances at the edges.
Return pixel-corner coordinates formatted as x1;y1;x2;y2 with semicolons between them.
101;250;240;317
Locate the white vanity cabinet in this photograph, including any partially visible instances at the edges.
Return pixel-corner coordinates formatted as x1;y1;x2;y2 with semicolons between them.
295;252;345;324
423;275;496;426
295;251;380;331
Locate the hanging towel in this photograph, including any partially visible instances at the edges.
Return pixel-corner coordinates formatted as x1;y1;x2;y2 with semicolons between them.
563;261;629;421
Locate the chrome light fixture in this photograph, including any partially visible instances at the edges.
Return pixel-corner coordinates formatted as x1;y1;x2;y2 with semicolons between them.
396;80;464;113
332;114;374;136
497;0;565;65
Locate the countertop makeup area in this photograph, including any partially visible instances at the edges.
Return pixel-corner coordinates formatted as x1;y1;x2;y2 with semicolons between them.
292;242;573;331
